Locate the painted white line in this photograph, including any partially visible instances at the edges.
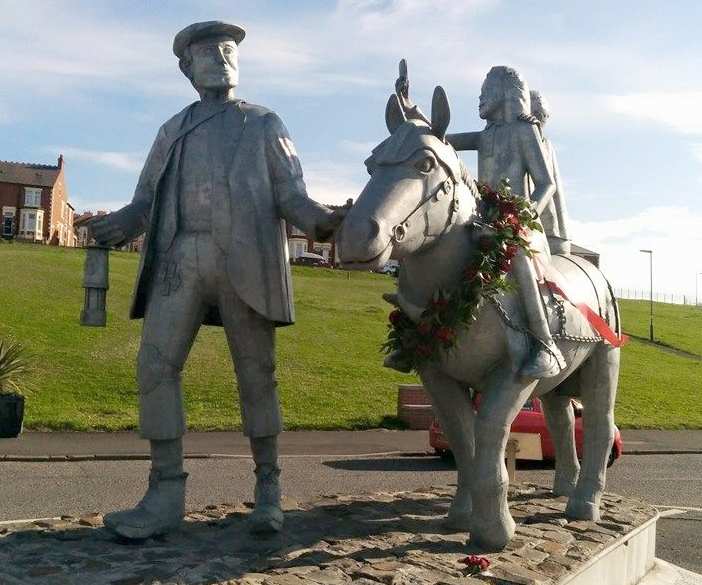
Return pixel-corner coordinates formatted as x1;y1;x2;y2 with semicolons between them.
657;508;687;518
0;516;62;526
655;504;702;513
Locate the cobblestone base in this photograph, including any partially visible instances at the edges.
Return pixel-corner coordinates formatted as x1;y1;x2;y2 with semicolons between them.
0;483;657;585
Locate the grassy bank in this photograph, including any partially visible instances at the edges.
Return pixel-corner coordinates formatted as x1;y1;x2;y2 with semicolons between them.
0;243;699;430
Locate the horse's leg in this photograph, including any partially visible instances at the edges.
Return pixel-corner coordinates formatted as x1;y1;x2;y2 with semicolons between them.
419;365;474;530
541;391;580;496
470;370;538;551
565;344;619;520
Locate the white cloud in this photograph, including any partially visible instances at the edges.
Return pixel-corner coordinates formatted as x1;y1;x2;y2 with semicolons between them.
604;92;702;135
339;139;378;156
302;159;365;206
569;206;702;298
692;144;702;163
50;147;145;173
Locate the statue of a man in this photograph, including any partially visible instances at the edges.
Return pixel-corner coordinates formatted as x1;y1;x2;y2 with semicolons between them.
529;90;571;255
89;21;345;540
445;66;566;378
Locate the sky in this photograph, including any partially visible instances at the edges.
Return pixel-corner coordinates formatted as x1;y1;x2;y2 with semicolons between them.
1;0;701;297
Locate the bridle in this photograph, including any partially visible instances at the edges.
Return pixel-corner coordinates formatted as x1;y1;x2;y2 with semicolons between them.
390;164;461;244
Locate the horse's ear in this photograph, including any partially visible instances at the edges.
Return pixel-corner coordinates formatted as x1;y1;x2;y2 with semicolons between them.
385;94;406;134
431;86;450;140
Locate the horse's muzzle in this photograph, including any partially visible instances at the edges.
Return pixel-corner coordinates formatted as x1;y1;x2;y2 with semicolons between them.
337;216;392;270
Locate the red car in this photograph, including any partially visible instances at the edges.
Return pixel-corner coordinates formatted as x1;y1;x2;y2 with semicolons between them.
429;397;623;466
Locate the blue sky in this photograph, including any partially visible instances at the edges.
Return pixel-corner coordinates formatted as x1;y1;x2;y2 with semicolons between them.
1;0;701;297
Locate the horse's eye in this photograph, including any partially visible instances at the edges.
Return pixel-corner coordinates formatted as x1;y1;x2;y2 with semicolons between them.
415;157;434;173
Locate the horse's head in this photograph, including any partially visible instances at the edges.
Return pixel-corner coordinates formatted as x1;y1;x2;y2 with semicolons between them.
338;86;476;270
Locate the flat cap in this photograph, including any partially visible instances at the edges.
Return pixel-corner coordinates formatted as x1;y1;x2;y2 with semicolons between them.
173;21;246;59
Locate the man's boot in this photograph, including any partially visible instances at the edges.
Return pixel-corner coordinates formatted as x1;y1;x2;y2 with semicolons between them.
103;438;187;539
512;253;566;379
249;435;284;534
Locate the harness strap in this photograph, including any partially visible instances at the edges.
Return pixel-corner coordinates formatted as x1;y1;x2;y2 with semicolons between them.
544;281;628;348
391;175;458;242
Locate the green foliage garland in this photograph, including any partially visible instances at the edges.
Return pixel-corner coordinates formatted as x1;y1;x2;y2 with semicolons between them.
383;179;542;371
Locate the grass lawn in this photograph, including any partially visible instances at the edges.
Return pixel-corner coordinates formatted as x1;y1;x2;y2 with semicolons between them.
0;243;699;430
618;299;702;356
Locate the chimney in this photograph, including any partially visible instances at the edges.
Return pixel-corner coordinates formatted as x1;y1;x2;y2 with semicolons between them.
58;154;64;168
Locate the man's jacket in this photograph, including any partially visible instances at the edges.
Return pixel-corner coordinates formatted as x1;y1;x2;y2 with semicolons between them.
116;100;331;327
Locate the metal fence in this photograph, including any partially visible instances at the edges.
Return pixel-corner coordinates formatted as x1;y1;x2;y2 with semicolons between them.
613;288;696;306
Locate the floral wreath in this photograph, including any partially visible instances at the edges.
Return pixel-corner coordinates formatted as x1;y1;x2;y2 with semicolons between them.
383;179;542;371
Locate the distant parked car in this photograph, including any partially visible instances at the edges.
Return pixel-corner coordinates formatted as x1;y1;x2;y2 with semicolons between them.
429;396;623;467
293;252;331;268
377;261;399;276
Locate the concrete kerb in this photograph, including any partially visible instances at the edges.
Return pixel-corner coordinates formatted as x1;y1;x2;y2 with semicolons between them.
0;450;429;462
1;449;701;463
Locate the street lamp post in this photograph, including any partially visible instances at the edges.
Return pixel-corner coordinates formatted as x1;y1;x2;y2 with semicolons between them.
640;249;653;341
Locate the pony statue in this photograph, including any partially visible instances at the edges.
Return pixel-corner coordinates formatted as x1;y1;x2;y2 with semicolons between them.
337;81;622;551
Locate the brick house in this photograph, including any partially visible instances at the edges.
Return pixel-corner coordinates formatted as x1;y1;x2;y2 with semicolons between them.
286;200;352;265
0;155;75;246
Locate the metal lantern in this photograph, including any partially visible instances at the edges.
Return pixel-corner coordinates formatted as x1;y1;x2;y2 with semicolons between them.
80;245;110;327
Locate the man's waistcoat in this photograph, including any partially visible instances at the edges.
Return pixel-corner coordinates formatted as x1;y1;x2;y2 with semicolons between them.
130;101;295;327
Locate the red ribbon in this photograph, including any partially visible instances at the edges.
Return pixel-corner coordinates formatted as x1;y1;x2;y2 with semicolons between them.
545;281;628;348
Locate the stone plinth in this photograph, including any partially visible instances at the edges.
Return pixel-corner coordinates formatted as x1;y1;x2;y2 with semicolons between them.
0;484;657;585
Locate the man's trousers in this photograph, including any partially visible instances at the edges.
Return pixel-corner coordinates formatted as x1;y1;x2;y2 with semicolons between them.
136;232;283;440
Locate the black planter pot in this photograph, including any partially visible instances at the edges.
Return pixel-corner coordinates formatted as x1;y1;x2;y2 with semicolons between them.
0;393;25;438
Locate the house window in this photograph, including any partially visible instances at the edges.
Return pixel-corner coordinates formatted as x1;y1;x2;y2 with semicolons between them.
313;242;332;261
2;207;15;237
24;187;42;208
290;239;307;259
19;208;43;240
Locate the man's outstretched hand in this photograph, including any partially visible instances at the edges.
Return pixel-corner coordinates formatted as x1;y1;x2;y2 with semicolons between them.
316;201;352;241
87;213;127;248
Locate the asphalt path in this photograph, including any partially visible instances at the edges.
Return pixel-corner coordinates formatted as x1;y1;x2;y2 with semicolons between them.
1;429;701;458
0;453;700;573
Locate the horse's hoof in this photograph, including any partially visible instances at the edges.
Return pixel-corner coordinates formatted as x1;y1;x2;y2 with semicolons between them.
565;498;600;521
468;515;515;552
248;505;284;534
467;531;511;552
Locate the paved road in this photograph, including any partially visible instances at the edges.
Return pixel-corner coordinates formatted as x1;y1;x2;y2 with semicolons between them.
0;452;700;572
1;429;700;459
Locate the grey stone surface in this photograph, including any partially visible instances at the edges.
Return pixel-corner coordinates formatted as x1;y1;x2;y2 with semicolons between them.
337;63;622;550
529;90;570;255
0;484;657;585
85;21;345;540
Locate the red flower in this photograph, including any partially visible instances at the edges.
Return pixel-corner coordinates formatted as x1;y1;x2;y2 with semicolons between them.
463;267;480;282
460;555;491;574
389;309;403;325
480;185;498;204
415;344;433;358
435;326;456;344
478;235;495;252
502;213;520;229
431;297;449;310
504;244;519;259
499;258;512;273
417;320;432;336
499;200;518;216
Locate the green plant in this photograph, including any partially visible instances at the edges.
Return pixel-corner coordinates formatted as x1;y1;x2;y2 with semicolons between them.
0;339;30;395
